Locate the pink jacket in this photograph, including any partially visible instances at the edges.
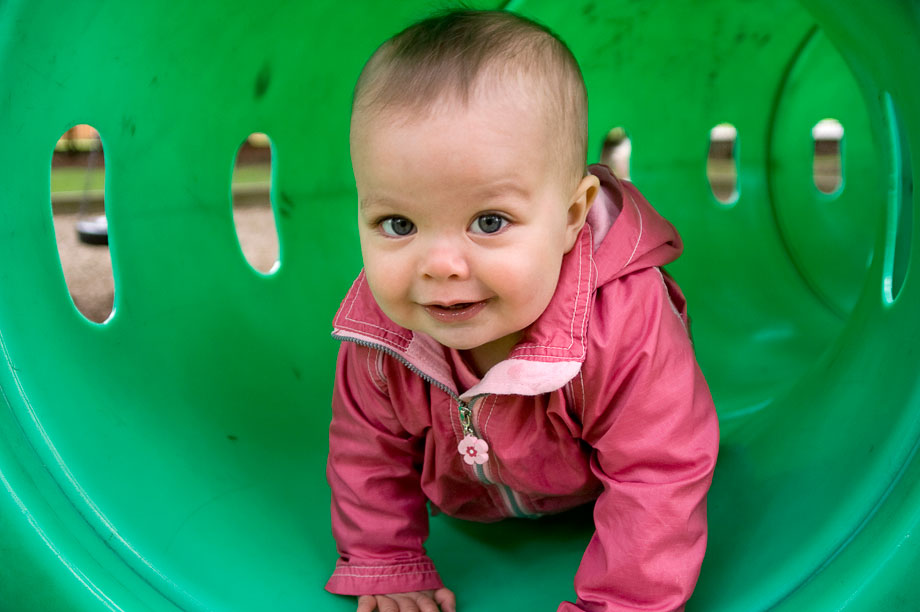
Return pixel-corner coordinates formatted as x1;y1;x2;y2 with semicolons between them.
326;164;719;611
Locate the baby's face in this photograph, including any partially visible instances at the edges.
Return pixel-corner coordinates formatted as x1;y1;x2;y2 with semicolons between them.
351;92;593;364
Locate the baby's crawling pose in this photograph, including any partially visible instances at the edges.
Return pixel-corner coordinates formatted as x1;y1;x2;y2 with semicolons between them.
325;9;719;612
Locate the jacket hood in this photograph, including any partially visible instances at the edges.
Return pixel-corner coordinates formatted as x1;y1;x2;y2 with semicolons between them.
331;164;683;399
586;163;683;285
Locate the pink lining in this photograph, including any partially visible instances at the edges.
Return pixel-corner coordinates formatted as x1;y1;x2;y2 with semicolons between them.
460;358;583;400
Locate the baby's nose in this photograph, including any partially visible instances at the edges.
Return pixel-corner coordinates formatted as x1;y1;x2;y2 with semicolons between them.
418;240;470;281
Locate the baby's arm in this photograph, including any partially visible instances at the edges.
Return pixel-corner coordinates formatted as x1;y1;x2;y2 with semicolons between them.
567;271;719;611
356;589;456;612
326;342;447;599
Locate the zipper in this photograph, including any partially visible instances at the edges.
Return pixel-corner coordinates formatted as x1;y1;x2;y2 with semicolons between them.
333;333;481;408
335;333;531;518
463;396;492;484
464;396;531;518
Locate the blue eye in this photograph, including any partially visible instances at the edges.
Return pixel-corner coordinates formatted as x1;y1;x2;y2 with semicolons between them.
470;214;508;235
380;217;415;236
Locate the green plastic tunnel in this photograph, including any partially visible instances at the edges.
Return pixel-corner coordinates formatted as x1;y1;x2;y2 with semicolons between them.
1;0;917;610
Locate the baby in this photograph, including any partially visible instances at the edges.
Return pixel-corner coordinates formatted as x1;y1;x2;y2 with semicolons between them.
326;9;719;612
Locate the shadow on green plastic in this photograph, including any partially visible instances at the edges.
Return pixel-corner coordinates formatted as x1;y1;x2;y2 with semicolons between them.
882;92;912;305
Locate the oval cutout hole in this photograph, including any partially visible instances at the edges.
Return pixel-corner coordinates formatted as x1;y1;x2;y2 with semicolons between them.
707;123;739;204
882;94;912;305
51;124;114;323
601;127;631;179
812;118;844;195
232;133;279;274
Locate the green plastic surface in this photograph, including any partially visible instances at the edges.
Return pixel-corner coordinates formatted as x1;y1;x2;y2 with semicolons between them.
0;1;917;610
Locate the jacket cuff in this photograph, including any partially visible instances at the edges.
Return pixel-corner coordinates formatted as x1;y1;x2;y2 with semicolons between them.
325;559;444;596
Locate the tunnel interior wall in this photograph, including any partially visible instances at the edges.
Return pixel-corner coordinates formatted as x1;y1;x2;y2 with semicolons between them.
0;1;917;610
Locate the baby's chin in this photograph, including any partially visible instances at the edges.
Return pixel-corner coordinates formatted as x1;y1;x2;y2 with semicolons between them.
412;332;484;351
414;329;512;352
436;339;487;351
380;306;530;352
436;329;527;355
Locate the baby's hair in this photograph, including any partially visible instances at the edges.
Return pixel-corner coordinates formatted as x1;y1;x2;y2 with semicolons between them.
351;8;589;185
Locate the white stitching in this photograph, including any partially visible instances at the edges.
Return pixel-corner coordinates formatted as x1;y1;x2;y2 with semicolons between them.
621;195;643;271
332;570;439;577
335;563;434;570
481;395;497;438
513;225;593;356
376;350;388;387
479;401;497;486
576;257;597;355
365;347;387;395
341;274;413;343
514;229;583;352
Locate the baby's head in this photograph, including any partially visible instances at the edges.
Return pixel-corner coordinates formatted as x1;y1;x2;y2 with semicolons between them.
351;9;589;188
350;9;599;372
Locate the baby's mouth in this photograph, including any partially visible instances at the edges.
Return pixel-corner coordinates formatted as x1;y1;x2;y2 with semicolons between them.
422;300;487;322
433;302;475;311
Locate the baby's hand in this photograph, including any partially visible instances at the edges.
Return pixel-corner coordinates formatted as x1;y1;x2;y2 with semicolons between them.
356;587;456;612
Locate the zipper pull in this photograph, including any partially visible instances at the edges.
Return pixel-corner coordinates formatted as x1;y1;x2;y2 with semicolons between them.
457;401;489;465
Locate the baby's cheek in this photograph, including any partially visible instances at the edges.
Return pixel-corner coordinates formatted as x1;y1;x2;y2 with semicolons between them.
498;261;557;309
365;269;404;312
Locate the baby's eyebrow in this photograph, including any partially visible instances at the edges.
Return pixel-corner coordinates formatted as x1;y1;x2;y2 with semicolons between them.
474;182;529;200
358;195;394;210
358;182;527;211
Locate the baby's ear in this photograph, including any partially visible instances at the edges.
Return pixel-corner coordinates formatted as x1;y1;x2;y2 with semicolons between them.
564;174;600;252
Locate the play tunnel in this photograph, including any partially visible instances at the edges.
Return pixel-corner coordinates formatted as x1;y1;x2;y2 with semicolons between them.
0;0;917;609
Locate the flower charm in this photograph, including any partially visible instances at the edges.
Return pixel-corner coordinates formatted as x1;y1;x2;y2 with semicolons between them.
458;435;489;465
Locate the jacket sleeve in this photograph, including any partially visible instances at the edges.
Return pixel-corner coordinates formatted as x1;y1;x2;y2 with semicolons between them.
562;270;720;612
325;341;444;596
